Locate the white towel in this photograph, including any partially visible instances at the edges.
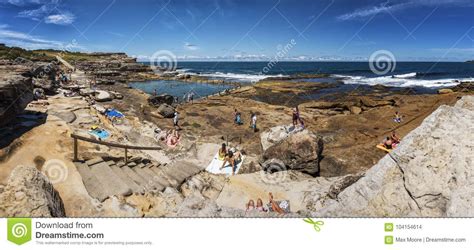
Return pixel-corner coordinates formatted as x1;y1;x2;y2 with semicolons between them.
205;152;245;176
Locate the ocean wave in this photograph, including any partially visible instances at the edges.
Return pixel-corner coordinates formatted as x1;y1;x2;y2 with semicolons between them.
336;74;472;88
199;72;287;82
393;72;417;79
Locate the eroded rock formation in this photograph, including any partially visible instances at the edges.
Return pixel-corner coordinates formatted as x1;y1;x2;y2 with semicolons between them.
0;165;66;217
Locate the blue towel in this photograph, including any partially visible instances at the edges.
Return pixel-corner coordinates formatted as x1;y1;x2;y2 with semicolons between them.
89;129;110;140
105;109;124;118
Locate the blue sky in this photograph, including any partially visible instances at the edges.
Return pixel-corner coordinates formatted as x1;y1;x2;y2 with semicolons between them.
0;0;473;61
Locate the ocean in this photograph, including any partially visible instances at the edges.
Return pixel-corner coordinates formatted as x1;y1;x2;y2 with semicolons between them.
132;61;474;99
172;61;474;87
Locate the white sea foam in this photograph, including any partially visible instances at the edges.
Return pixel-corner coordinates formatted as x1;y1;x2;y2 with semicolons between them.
335;74;472;88
393;72;417;79
199;72;286;82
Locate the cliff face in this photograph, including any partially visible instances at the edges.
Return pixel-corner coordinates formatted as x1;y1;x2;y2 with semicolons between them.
0;165;66;217
213;96;474;217
313;96;474;217
0;64;33;127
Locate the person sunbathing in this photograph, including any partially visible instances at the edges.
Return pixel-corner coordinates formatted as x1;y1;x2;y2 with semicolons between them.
390;131;401;144
383;136;394;149
220;151;236;175
256;198;267;212
268;192;285;214
246;199;255;212
165;129;180;147
218;143;227;160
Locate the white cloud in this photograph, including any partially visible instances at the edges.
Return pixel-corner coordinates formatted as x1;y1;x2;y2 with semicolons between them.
0;25;82;50
45;13;75;25
18;5;49;20
6;0;76;25
337;0;472;21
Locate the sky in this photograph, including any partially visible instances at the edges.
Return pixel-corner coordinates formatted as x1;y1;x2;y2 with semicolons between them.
0;0;473;61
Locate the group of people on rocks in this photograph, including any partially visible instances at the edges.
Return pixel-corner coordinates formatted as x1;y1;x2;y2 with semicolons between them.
245;192;288;215
231;105;305;133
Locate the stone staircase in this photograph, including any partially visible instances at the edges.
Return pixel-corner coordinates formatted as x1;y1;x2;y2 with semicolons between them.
74;156;202;201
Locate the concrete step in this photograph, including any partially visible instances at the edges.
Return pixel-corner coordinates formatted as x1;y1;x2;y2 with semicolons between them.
149;166;178;188
89;161;132;197
162;161;201;184
131;166;164;191
121;166;148;189
85;157;104;166
109;164;143;194
74;162;109;202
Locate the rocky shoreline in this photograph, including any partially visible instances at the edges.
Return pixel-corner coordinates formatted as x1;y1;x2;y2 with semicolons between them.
1;46;473;217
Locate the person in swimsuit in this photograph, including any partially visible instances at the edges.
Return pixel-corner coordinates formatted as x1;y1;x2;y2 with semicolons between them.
268;192;285;214
292;107;299;127
383;136;393;149
246;199;255;212
391;131;401;144
256;198;267;212
218;143;227;161
220;150;235;175
165;129;180;147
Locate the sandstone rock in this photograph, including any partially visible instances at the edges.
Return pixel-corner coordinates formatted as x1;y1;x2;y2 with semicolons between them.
313;96;474;217
452;82;474;92
349;106;362;115
260;125;303;151
0;70;33;126
0;165;66;217
261;130;323;176
157;103;175;118
79;88;96;96
53;111;77;123
148;94;174;107
94;90;112;102
437;88;454;94
358;96;395;107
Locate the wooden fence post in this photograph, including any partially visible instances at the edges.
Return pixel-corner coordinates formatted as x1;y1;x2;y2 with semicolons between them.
73;138;78;162
124;148;128;163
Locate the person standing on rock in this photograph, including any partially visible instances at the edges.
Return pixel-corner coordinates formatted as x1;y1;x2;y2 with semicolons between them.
173;111;181;130
250;112;257;132
187;91;195;104
292;106;299;127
